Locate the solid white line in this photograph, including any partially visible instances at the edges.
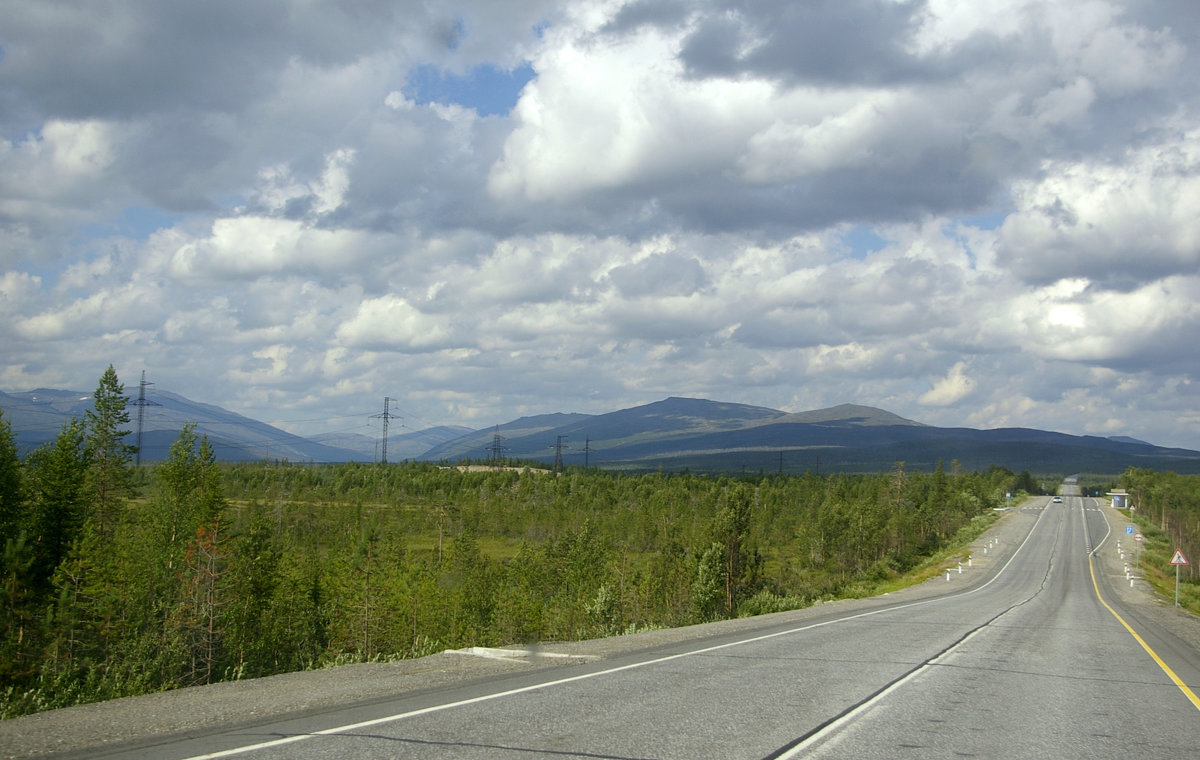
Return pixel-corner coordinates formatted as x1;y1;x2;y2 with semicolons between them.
184;504;1051;760
770;501;1055;759
444;646;597;661
773;623;995;759
1087;495;1113;555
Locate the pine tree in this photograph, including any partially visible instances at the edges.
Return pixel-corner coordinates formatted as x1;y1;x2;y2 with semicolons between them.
84;366;135;536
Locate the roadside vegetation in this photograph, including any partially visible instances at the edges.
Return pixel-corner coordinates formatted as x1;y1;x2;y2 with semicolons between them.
0;369;1057;718
1116;469;1200;611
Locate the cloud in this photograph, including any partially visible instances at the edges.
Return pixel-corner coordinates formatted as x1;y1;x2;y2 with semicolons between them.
485;0;1189;239
3;0;1200;452
488;23;774;204
920;362;978;406
677;0;931;86
335;295;459;352
605;251;708;298
1004;277;1200;371
997;131;1200;285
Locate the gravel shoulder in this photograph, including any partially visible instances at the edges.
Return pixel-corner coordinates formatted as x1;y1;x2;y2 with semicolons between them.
1090;501;1200;652
3;501;1195;759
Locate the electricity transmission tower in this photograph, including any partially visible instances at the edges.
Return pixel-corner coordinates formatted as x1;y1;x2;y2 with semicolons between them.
486;425;508;464
130;370;161;466
371;397;400;464
582;435;592;469
550;435;569;473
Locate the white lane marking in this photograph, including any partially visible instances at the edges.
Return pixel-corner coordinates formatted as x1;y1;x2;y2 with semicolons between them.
774;500;1057;759
444;647;597;662
1087;496;1113;556
775;623;995;759
184;506;1052;760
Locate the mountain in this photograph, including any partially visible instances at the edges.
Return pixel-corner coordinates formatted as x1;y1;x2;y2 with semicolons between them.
770;403;926;427
419;396;1200;475
0;388;363;463
5;388;1199;475
310;425;473;462
1107;435;1152;446
419;412;593;461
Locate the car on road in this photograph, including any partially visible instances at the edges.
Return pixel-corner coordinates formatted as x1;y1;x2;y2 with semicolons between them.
1052;496;1063;503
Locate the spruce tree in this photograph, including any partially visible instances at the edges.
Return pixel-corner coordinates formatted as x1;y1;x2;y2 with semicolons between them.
0;410;22;540
25;419;88;589
84;366;135;536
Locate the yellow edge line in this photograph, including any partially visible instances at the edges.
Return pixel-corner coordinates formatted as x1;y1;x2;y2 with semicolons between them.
1088;554;1200;711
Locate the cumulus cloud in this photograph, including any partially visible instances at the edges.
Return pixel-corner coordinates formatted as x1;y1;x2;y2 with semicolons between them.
335;295;459;352
997;131;1200;285
2;0;1200;451
488;22;774;203
605;251;708;298
920;362;978;406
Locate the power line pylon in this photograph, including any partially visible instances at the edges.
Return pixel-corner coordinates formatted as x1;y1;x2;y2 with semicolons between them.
550;434;569;474
131;370;161;466
583;435;592;469
371;397;401;464
486;425;508;465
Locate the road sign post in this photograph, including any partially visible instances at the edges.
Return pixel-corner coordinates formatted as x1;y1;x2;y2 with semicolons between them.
1170;549;1189;606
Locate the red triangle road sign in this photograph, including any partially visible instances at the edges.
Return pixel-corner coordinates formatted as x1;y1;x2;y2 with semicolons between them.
1170;549;1189;566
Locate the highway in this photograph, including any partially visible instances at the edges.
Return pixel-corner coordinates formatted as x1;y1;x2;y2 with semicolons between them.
49;484;1200;759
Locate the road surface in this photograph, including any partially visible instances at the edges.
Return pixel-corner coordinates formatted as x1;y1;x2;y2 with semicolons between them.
10;484;1200;759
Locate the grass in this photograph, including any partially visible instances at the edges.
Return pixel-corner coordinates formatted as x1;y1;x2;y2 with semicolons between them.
866;511;1002;596
1118;509;1200;615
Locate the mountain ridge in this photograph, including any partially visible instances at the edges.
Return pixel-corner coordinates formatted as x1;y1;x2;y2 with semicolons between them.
3;389;1198;474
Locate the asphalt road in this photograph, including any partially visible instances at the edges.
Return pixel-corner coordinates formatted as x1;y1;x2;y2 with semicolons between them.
8;484;1200;759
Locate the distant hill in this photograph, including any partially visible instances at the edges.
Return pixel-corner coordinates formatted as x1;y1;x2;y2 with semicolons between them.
769;403;926;428
4;389;1199;475
419;396;1200;475
1;389;363;463
1107;435;1152;446
310;425;473;462
420;412;593;461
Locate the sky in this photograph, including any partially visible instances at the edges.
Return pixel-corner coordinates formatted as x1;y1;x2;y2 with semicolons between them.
3;0;1200;451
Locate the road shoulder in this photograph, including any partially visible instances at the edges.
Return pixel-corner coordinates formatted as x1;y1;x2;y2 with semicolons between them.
0;504;1043;759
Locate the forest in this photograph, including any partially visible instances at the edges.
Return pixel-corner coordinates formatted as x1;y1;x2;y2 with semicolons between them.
1;368;1051;718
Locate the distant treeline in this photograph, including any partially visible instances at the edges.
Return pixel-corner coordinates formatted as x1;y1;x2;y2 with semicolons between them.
3;369;1044;717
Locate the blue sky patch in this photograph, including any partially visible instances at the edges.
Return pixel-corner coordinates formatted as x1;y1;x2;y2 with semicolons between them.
839;224;888;259
81;205;183;241
961;211;1008;230
405;62;536;117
